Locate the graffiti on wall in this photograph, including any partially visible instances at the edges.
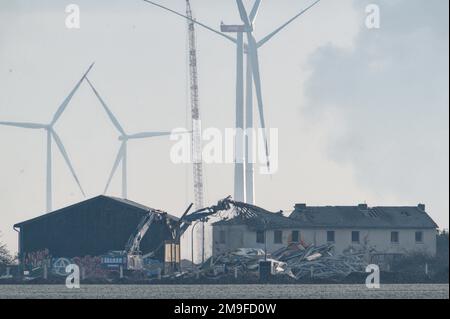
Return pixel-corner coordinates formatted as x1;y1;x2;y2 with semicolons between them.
23;249;51;269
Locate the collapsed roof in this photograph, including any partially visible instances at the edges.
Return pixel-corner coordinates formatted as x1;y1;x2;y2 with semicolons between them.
213;202;438;230
213;201;303;231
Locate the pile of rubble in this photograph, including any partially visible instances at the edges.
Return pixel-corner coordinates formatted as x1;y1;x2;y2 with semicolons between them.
194;243;367;281
199;248;286;278
272;243;367;279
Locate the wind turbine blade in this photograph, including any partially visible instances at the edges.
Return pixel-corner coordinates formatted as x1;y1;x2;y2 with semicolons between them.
104;142;125;194
51;130;86;197
257;0;321;48
142;0;237;44
0;122;47;129
236;0;251;26
46;130;52;212
51;62;95;126
126;131;173;140
85;78;126;136
247;36;270;170
249;0;262;23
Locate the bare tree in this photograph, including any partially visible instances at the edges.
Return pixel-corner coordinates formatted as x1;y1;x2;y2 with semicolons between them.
0;232;13;266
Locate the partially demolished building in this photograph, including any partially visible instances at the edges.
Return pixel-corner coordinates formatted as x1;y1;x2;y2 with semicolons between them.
212;203;438;258
12;195;439;281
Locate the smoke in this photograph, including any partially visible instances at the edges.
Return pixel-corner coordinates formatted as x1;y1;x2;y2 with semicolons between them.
303;0;449;227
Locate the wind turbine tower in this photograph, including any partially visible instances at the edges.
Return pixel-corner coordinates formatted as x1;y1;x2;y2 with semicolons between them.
143;0;321;205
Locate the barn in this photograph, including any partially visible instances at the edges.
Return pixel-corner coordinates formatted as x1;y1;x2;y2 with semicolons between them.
13;195;180;267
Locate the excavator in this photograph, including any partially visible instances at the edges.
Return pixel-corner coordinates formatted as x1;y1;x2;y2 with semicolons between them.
103;196;234;272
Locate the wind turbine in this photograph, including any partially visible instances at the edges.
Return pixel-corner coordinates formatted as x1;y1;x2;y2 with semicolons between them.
86;78;178;199
142;0;321;204
0;63;94;212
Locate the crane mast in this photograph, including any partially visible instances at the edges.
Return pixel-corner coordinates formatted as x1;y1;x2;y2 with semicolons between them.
186;0;205;262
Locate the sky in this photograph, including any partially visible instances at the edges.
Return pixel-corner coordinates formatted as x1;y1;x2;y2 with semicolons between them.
0;0;448;257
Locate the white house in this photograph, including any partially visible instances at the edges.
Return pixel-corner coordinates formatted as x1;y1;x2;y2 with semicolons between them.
212;203;438;258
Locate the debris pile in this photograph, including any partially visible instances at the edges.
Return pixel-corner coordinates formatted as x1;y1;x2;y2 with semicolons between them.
272;243;367;279
190;243;367;281
200;248;285;278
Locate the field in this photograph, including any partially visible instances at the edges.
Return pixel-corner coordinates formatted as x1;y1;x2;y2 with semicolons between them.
0;284;448;299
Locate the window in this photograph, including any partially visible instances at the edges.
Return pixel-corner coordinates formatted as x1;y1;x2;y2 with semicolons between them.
292;230;300;243
219;230;226;244
274;230;283;244
415;231;423;243
256;230;265;244
391;231;399;244
327;231;335;243
351;231;360;243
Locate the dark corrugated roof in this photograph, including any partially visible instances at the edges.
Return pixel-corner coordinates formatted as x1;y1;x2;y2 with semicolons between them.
288;205;438;229
14;195;179;227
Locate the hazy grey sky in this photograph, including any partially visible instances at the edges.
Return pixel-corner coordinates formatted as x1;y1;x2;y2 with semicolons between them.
0;0;448;255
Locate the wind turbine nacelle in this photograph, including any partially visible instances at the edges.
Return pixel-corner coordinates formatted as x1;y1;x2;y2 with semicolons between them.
220;24;253;33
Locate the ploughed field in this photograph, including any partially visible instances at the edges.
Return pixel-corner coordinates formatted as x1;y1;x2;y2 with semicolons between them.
0;284;448;299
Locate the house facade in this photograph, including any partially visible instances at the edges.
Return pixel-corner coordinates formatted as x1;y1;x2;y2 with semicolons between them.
212;203;438;258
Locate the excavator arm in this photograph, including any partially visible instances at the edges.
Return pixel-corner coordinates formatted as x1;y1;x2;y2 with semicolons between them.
121;197;234;270
177;196;233;238
125;210;161;255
